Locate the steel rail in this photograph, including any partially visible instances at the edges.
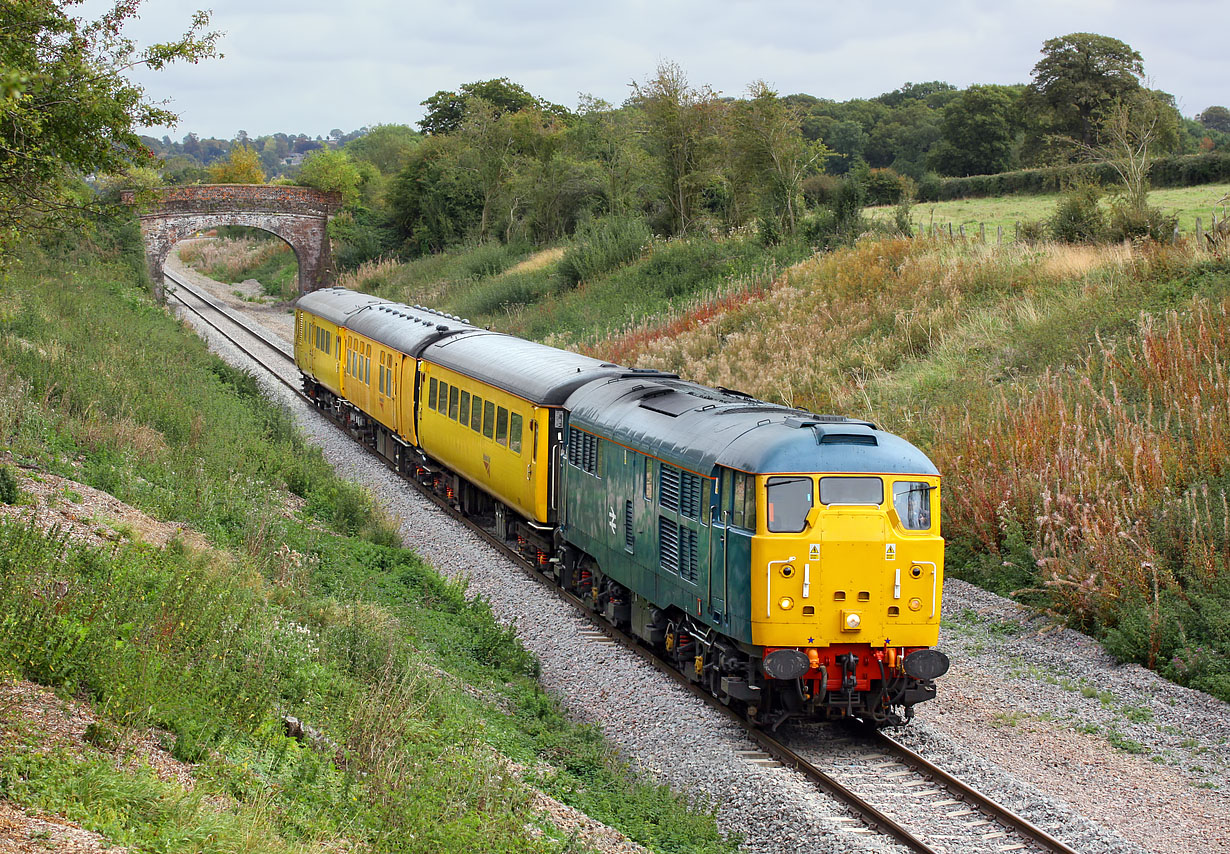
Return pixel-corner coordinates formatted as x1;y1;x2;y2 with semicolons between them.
874;731;1081;854
166;272;1076;854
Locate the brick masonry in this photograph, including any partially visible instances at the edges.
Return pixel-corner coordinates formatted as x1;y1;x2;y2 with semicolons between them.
121;185;342;300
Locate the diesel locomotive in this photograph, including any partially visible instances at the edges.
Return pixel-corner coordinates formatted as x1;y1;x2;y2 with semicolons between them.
295;288;950;728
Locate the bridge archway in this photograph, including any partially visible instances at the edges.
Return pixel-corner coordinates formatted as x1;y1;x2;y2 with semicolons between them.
123;185;342;301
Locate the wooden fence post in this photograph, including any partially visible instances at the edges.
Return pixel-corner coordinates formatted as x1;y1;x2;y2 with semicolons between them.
1015;221;1019;242
1196;217;1203;245
997;225;1003;245
948;223;953;238
979;223;986;242
959;224;965;238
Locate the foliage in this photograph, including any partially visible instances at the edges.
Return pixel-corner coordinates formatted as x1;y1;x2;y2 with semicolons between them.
419;78;569;136
344;123;421;175
296;148;362;207
1048;180;1106;242
555;215;651;288
1028;32;1144;147
206;145;265;184
0;465;19;504
632;61;725;235
729;81;828;234
931;84;1021;176
0;0;218;258
1198;106;1230;135
916;152;1230;202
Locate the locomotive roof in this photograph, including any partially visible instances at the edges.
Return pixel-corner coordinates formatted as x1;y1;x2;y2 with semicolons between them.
422;331;631;406
566;377;938;478
295;287;390;325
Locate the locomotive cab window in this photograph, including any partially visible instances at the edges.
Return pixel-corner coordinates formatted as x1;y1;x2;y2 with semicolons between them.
819;476;883;506
893;481;933;530
766;476;813;533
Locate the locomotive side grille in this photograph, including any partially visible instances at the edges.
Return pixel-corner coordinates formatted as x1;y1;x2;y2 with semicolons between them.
660;465;681;512
624;499;634;551
659;516;679;574
680;471;702;519
567;429;601;475
679;527;699;584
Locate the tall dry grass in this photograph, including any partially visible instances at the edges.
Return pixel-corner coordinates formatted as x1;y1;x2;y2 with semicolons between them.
178;236;293;282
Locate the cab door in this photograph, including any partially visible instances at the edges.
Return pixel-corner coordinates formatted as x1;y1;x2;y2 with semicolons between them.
709;469;732;622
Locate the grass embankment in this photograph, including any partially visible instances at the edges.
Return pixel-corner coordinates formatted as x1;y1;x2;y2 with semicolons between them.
339;223;810;346
0;244;736;854
870;182;1230;238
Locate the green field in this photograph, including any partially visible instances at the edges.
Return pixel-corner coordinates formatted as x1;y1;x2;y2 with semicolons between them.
870;182;1230;237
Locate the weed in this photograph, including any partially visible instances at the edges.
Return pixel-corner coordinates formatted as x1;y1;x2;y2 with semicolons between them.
0;466;20;504
1106;728;1147;754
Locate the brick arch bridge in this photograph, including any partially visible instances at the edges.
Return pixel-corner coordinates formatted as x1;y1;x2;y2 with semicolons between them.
122;185;342;301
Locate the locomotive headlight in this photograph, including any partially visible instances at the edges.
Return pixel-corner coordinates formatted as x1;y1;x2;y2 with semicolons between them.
908;597;923;611
844;612;861;630
779;596;794;610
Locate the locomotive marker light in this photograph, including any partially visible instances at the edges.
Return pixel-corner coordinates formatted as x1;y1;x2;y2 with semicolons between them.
842;610;862;631
779;596;794;610
766;557;795;617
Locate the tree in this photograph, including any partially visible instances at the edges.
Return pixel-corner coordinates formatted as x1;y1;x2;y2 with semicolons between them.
930;84;1020;176
731;81;827;234
1029;33;1144;147
0;0;218;253
419;78;568;135
345;124;421;175
207;146;264;184
632;61;724;235
1197;106;1230;134
296;149;362;207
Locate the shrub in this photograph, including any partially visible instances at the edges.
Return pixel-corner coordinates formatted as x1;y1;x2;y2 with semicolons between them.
865;168;907;205
1107;201;1179;243
454;241;526;280
801;174;841;208
799;208;838;247
1049;182;1106;243
555;215;651;289
0;466;19;504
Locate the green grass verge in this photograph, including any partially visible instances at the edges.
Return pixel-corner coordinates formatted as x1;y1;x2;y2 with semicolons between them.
0;238;737;854
871;182;1230;237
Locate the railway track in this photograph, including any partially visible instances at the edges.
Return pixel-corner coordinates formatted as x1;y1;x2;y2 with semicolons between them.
165;270;1085;854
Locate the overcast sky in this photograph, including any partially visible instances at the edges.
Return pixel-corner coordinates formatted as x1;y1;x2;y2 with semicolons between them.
106;0;1229;140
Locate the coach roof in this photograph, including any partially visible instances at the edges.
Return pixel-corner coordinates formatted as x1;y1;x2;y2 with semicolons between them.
422;331;629;405
295;287;389;325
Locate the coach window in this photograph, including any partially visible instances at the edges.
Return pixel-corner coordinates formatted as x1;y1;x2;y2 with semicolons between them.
483;400;495;439
496;407;509;446
459;391;471;424
509;412;522;454
766;476;813;533
428;377;438;410
470;396;483;431
449;386;459;420
439;383;450;414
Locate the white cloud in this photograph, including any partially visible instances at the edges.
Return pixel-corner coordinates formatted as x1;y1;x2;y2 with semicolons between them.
104;0;1230;139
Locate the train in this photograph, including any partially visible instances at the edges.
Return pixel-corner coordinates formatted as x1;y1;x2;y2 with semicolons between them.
294;288;950;728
